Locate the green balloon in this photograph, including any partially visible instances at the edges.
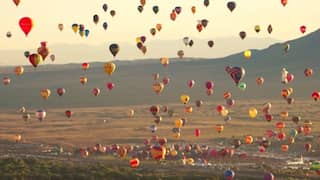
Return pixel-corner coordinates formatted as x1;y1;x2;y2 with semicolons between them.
289;128;297;137
238;82;246;91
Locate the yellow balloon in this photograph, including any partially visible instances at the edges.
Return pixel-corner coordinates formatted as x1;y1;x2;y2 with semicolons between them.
248;107;258;118
220;109;229;117
180;94;190;104
104;62;116;75
14;66;24;76
244;49;251;59
160;57;169;66
40;89;51;100
186;158;194;165
136;37;142;43
170;149;178;156
287;87;293;94
175;119;183;128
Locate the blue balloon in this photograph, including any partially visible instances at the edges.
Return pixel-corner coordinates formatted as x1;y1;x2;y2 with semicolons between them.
85;29;90;37
224;169;235;179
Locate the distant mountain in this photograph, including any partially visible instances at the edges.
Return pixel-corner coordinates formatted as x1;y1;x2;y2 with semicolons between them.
0;37;277;66
0;30;319;109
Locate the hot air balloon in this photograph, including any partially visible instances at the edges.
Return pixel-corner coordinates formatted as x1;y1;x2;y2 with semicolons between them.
180;94;190;104
160;57;169;67
56;88;66;96
305;143;312;152
109;43;119;57
3;77;11;86
153;82;164;95
281;0;288;7
14;66;24;76
264;172;274;180
254;25;261;33
267;24;273;34
50;54;55;62
196;24;203;32
243;50;251;59
239;31;246;40
201;19;209;28
22;113;31;122
156;24;162;31
6;31;12;38
223;92;232;99
248;107;258;118
175;119;183;128
13;0;21;6
65;110;73;118
283;42;290;54
191;6;196;14
37;42;50;60
245;135;254;144
19;17;33;36
57;23;64;31
170;11;176;21
183;37;189;46
80;77;87;85
130;158;140;168
140;0;146;6
36;109;46;121
151;145;166;160
224;170;235;180
226;99;235;107
312;91;320;101
150;125;157;133
304;68;313;77
195;100;203;107
227;1;236;12
205;81;214;90
102;3;108;12
152;6;159;14
93;14;99;25
118;146;127;159
137;5;144;13
185;106;193;113
204;0;210;7
162;77;170;85
276;122;285;131
225;66;246;85
193;128;200;137
300;25;306;34
29;54;43;68
277;132;286;141
102;22;108;30
15;134;22;143
110;10;116;17
188;39;194;47
177;50;184;58
208;40;214;48
72;24;79;33
150;28;156;36
40;89;51;100
104;62;116;75
24;51;30;58
107;82;115;90
127;109;134;118
216;124;224;133
82;62;90;71
281;144;289;152
188;80;195;88
93;88;100;96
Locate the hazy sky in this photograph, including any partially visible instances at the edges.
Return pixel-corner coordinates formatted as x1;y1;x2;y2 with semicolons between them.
0;0;319;62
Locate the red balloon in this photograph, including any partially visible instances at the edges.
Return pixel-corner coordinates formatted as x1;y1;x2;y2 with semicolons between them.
216;105;225;113
286;73;294;82
205;81;214;90
188;80;195;88
93;88;100;96
195;128;200;137
300;25;306;34
196;24;203;32
65;110;73;118
281;0;288;7
57;88;66;96
162;77;170;85
305;143;312;152
19;17;33;36
107;82;115;90
312;91;320;101
82;62;89;70
170;11;176;21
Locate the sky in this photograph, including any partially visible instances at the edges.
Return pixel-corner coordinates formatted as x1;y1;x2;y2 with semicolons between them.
0;0;319;64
